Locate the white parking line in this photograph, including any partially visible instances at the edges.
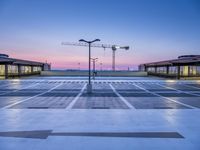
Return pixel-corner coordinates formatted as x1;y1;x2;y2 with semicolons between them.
0;83;39;96
0;83;18;88
109;84;135;109
66;83;87;110
2;83;63;109
132;83;196;109
181;84;200;90
156;83;200;97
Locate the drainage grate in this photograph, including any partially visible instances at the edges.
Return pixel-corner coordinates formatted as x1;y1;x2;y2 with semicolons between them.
0;131;184;139
27;107;49;109
154;106;173;109
92;107;110;109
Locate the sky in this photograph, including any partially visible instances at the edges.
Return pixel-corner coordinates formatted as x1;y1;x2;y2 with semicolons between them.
0;0;199;70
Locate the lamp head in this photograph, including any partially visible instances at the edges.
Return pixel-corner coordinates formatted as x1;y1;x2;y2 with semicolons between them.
79;39;86;42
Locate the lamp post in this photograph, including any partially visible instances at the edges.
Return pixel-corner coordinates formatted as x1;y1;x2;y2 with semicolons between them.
78;62;80;70
79;39;100;94
100;62;103;71
91;58;98;79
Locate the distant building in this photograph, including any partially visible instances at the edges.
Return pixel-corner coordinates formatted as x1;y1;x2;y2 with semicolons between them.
139;55;200;78
0;54;51;79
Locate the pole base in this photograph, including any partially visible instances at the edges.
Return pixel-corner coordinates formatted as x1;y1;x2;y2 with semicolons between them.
87;84;92;94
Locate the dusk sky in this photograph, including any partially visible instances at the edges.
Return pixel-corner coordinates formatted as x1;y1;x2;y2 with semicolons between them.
0;0;199;70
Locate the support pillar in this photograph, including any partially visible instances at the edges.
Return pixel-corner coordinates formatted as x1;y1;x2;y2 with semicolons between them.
155;66;157;74
177;66;180;80
166;66;169;75
5;64;8;79
31;66;34;74
18;65;21;77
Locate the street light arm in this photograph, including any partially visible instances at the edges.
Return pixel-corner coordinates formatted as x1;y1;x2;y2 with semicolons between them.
91;39;100;43
79;39;88;43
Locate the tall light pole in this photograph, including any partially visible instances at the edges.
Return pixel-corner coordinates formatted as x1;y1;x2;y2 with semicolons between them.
79;39;100;94
91;58;98;79
91;58;98;72
100;62;103;71
78;62;80;70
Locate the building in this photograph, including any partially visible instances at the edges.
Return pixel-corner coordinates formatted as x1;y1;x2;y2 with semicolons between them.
139;55;200;79
0;54;51;79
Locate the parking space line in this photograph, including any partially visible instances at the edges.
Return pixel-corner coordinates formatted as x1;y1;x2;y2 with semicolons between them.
132;83;196;109
66;83;87;110
0;83;39;96
0;83;18;88
157;83;200;97
181;84;200;90
109;84;135;109
2;83;63;109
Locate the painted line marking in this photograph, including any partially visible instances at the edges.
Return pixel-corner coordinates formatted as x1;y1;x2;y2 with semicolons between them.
156;83;200;97
109;83;135;109
132;83;196;109
0;83;39;96
66;83;87;109
2;83;63;109
181;84;200;90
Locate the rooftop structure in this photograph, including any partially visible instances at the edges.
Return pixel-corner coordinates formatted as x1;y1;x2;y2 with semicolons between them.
139;55;200;78
0;54;51;79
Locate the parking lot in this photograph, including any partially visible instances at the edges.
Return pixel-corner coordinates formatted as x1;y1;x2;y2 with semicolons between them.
0;77;200;150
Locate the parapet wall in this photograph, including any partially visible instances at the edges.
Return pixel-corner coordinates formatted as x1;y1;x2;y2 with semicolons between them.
41;71;147;77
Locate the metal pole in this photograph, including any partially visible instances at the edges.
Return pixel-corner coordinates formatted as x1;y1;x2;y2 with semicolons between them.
79;39;100;94
93;60;95;72
89;43;91;85
112;50;116;71
94;60;96;72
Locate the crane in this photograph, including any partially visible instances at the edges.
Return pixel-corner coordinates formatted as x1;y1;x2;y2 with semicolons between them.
61;41;129;71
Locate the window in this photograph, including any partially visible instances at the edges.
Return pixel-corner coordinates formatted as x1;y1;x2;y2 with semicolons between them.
21;66;32;74
0;65;5;75
196;66;200;75
169;66;177;75
8;65;18;75
157;67;167;74
189;66;197;76
33;66;42;72
147;67;155;73
180;66;188;76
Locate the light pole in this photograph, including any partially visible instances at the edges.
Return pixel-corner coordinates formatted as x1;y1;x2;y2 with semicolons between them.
100;62;103;71
91;58;98;79
78;62;80;70
79;39;100;94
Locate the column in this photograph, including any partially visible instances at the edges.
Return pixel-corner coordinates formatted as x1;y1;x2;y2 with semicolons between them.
5;64;8;79
177;66;180;79
166;66;169;75
18;65;21;77
31;66;34;74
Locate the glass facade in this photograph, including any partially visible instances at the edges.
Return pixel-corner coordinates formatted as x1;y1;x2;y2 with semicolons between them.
157;67;167;74
147;67;155;73
197;66;200;76
21;66;32;74
169;66;177;75
189;66;196;76
33;66;42;72
0;65;5;75
180;66;189;76
8;65;18;75
146;65;200;77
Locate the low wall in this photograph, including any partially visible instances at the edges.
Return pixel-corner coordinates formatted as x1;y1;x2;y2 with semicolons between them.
41;71;147;77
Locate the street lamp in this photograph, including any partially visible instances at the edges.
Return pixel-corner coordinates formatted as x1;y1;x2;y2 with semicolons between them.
79;39;100;93
91;58;98;79
100;62;103;71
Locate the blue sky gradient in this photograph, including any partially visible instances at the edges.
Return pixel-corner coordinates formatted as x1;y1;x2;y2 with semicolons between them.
0;0;199;70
